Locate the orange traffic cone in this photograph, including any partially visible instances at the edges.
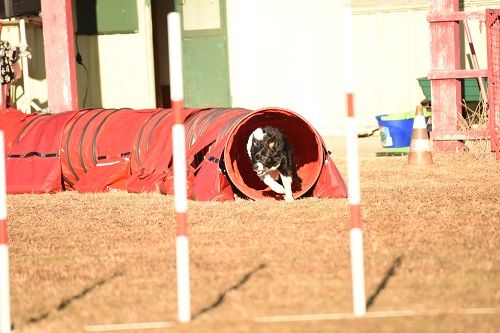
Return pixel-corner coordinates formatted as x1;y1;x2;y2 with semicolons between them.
405;104;435;167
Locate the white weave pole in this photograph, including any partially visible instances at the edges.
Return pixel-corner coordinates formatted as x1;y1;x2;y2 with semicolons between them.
341;1;366;316
0;131;11;333
168;12;191;323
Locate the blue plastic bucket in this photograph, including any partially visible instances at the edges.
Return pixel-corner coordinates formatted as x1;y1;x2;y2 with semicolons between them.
375;110;430;148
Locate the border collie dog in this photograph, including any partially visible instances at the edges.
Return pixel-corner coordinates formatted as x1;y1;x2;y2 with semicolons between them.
247;126;301;202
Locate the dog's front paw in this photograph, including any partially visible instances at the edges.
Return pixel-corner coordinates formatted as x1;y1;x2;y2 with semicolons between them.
263;177;285;194
284;194;294;202
270;184;285;194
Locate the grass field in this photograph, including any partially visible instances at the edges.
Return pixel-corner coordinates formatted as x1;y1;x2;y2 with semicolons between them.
5;135;500;333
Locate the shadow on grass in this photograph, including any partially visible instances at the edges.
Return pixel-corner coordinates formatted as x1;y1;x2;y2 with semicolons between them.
366;255;404;309
27;270;124;325
192;263;267;320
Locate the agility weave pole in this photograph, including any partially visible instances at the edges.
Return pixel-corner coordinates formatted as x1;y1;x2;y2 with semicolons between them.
342;1;366;316
168;12;191;323
0;131;11;333
345;94;366;316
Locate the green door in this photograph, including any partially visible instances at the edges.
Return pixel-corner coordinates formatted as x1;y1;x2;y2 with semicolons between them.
176;0;231;107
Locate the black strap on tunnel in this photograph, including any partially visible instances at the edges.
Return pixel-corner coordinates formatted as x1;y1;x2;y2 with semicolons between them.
96;152;131;160
7;152;59;158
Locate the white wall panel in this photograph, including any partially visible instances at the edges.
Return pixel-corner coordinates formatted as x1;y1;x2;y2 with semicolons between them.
226;0;492;135
352;9;431;131
226;0;346;135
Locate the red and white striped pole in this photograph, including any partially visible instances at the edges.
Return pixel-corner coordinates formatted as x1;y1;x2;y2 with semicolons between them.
0;131;11;333
341;1;366;316
168;12;191;323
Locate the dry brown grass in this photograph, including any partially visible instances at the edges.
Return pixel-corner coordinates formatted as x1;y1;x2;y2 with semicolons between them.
459;100;492;159
5;135;500;333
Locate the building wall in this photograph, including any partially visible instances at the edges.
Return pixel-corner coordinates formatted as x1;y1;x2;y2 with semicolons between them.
226;0;494;135
351;8;431;134
1;0;495;135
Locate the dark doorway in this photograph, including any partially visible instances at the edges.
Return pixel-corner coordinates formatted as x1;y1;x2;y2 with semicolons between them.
151;0;175;107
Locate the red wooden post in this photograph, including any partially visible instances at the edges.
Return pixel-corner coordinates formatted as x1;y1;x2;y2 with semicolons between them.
41;0;78;113
429;0;464;151
486;9;500;159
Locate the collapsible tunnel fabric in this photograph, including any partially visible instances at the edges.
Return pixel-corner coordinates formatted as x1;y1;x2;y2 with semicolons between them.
1;108;77;193
1;108;28;151
1;107;347;200
59;107;203;194
61;108;170;192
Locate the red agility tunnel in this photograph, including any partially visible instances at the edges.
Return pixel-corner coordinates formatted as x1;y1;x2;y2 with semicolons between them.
226;108;339;200
186;107;346;200
0;107;347;201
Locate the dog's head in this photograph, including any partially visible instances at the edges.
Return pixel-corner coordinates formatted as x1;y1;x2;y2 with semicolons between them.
247;127;286;176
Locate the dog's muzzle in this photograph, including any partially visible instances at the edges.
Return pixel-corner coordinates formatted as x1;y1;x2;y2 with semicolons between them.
253;162;266;175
